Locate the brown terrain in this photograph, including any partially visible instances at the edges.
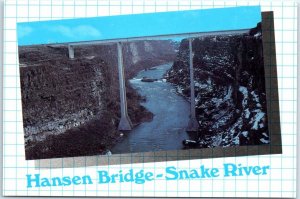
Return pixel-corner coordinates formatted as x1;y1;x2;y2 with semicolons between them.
19;40;177;159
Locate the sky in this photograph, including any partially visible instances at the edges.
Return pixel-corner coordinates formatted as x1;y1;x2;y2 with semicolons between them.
17;6;261;46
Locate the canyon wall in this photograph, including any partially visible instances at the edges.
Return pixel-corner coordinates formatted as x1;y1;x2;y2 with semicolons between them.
19;40;176;159
166;23;269;147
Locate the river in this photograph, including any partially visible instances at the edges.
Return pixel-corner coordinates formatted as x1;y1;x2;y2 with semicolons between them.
111;63;190;154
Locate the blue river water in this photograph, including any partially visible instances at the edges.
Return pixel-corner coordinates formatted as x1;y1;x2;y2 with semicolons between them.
111;63;190;154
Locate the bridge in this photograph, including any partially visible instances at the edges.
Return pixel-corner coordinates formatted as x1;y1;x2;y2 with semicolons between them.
65;30;248;131
17;6;261;131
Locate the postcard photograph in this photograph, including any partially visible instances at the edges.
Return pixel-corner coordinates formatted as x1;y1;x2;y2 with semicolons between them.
17;7;279;160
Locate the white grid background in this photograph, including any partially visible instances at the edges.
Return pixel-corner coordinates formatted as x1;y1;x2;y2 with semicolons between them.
2;0;297;197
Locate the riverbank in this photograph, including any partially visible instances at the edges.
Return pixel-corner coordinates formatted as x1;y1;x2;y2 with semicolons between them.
111;63;190;154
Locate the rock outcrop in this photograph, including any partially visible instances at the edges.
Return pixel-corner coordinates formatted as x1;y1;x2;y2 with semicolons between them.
19;40;176;159
166;23;269;147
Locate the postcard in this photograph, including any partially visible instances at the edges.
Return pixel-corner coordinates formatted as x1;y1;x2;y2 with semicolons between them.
2;2;297;198
17;6;281;161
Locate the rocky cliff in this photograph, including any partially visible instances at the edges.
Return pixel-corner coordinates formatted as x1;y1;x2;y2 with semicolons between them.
19;40;176;159
166;23;269;147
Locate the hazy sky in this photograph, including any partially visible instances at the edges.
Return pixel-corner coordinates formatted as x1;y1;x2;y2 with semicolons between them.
17;6;261;46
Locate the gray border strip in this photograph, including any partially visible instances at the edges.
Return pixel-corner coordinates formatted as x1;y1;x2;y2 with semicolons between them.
0;0;4;197
33;11;282;169
297;3;300;199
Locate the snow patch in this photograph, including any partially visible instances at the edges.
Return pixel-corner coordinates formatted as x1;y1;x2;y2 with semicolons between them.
85;55;95;60
212;113;232;129
211;97;222;107
244;108;250;119
259;123;265;128
176;85;184;94
195;81;208;89
254;32;262;38
251;91;259;103
232;136;240;145
207;78;212;85
262;133;269;138
224;86;232;101
260;138;270;144
242;131;248;137
229;117;243;135
239;86;248;108
251;111;265;130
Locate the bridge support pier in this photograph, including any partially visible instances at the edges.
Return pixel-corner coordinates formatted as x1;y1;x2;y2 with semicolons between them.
68;45;75;59
187;38;199;132
117;42;133;131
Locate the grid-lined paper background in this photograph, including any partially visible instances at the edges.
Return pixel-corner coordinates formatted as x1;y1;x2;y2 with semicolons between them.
2;0;297;197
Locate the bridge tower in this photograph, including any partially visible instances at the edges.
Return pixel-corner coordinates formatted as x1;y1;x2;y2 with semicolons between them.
117;42;133;131
186;38;200;132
